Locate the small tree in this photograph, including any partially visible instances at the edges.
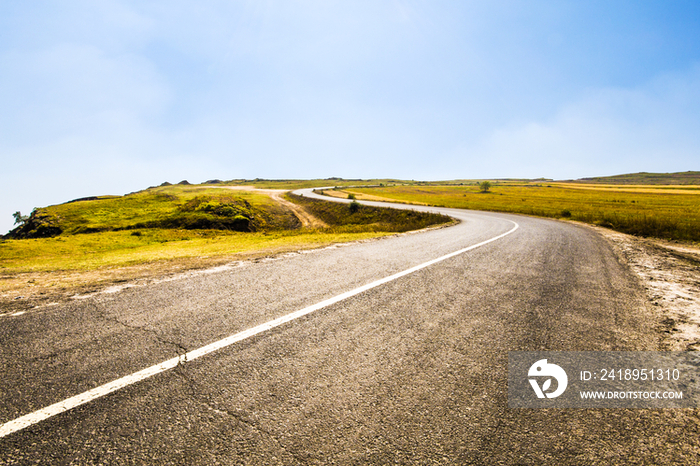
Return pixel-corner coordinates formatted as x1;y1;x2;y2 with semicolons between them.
479;181;492;193
12;211;29;225
349;200;360;213
347;193;356;200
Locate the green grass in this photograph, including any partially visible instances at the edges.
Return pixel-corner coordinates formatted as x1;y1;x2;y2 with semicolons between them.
347;183;700;242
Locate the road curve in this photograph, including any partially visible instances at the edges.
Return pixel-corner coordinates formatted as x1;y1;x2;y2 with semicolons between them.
0;190;697;464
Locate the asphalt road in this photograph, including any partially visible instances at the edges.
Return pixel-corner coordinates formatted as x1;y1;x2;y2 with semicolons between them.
0;189;698;465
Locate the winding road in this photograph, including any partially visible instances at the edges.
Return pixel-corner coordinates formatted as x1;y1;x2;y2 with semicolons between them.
0;189;697;464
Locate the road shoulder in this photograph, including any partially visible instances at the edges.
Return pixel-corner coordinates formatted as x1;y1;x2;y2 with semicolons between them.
582;222;700;351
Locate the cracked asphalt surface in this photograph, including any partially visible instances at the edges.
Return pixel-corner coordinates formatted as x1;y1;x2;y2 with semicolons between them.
1;189;698;464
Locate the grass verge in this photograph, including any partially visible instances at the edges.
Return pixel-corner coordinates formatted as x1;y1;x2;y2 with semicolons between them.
0;229;394;310
0;229;393;274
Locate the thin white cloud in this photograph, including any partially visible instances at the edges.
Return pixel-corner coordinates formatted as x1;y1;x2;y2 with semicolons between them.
468;65;700;179
1;46;170;156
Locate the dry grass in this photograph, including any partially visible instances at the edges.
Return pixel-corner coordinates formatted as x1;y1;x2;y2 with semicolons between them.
0;230;393;312
347;182;700;243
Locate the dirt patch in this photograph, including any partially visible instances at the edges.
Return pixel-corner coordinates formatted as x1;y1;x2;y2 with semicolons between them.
0;254;252;315
585;223;700;351
269;191;328;228
217;186;328;228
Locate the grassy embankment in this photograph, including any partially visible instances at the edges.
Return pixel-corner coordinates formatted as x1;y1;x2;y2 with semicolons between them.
338;182;700;243
0;183;450;300
286;193;451;233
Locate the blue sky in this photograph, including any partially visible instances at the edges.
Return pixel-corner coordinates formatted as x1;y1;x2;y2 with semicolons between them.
1;1;699;233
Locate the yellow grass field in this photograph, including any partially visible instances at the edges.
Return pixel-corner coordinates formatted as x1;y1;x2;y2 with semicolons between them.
0;229;391;274
343;182;700;243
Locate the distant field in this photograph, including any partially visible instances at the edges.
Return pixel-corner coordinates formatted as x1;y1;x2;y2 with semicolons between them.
238;178;407;189
575;171;700;185
343;182;700;243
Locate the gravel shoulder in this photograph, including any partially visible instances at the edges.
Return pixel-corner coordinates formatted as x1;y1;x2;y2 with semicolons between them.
582;223;700;351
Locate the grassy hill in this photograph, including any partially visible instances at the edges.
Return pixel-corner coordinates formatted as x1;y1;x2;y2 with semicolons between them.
5;185;297;239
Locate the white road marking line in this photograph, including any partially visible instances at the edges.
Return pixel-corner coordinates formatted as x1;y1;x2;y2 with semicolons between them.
0;220;518;438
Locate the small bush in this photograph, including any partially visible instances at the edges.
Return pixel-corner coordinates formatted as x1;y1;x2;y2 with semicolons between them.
349;200;360;213
561;209;572;218
5;209;63;239
348;193;356;200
